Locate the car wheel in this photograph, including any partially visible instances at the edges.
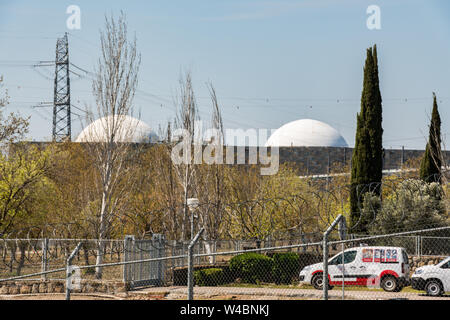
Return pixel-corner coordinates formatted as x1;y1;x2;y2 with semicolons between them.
425;280;443;297
312;273;324;290
311;273;332;290
381;276;398;292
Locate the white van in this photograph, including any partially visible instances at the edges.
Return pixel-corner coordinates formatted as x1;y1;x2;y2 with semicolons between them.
411;256;450;296
299;246;410;292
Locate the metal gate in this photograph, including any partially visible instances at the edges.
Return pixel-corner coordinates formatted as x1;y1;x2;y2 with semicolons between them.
123;234;166;290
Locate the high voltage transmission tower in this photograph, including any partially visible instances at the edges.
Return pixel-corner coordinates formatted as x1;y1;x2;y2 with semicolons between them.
52;32;71;142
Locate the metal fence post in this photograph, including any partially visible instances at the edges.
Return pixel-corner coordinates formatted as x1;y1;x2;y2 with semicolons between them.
323;233;329;300
41;238;48;280
187;228;204;300
341;243;345;300
419;235;422;258
65;242;83;301
123;235;134;288
213;241;217;265
322;214;346;300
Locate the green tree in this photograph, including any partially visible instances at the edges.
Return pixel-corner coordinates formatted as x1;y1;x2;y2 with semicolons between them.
350;45;383;233
0;144;53;237
367;179;446;234
419;93;442;184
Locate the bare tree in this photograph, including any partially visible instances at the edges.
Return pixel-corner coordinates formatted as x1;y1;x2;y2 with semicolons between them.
82;12;141;278
171;71;199;240
203;83;226;237
156;122;183;239
195;83;227;259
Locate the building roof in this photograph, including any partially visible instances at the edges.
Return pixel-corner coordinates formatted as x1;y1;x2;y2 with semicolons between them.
265;119;348;147
75;115;159;143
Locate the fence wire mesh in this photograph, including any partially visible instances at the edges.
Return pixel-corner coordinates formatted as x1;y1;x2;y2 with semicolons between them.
0;226;449;300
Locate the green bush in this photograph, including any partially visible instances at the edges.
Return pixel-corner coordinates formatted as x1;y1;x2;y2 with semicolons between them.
229;253;273;284
272;252;300;284
194;268;226;286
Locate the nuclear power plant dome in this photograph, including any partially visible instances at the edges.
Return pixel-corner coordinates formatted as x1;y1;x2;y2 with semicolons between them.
75;115;159;143
265;119;348;147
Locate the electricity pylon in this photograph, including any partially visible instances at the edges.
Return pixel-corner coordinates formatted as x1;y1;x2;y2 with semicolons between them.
52;32;71;142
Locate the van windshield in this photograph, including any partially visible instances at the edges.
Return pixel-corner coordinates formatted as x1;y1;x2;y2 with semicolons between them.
401;250;409;264
439;257;450;267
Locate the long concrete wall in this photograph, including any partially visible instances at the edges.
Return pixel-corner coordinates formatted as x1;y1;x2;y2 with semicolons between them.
276;147;449;175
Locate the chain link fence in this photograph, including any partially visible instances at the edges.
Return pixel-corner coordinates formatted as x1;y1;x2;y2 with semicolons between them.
0;226;449;300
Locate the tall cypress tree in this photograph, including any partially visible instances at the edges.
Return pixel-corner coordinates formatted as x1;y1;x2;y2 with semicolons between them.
419;93;442;183
350;45;383;233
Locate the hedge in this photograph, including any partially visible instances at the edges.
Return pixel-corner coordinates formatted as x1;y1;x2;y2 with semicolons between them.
271;252;300;284
194;268;226;286
229;253;273;284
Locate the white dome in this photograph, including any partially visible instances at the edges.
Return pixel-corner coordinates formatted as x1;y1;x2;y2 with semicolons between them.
75;115;158;143
265;119;348;147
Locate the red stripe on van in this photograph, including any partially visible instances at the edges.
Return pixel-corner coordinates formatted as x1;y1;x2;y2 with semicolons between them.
330;278;369;286
380;270;399;278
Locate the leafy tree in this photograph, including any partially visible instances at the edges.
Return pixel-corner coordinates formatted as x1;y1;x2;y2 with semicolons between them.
45;142;99;238
420;93;442;184
366;179;446;234
350;45;383;233
0;144;53;237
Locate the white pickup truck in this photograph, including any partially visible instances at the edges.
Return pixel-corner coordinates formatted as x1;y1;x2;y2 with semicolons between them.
411;256;450;296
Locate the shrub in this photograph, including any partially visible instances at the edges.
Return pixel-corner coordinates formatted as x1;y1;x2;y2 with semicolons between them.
272;252;300;284
173;265;234;285
194;268;225;286
229;253;273;284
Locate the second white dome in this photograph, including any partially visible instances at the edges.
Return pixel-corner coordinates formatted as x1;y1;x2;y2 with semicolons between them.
265;119;348;147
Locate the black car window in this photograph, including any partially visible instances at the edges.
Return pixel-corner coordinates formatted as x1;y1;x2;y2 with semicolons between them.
329;251;357;265
343;251;357;264
441;260;450;269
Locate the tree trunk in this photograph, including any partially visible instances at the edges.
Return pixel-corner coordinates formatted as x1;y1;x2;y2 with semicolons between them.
95;191;108;279
16;243;26;276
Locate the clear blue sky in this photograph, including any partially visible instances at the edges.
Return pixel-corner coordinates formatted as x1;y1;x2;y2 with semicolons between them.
0;0;449;149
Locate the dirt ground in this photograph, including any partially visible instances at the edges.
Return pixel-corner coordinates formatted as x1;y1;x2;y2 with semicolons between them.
1;286;449;300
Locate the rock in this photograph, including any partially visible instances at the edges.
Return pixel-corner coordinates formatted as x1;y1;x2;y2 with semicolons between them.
85;285;95;293
54;285;64;293
114;283;127;294
0;286;9;294
20;285;32;294
9;286;19;294
38;283;48;293
105;283;112;294
32;284;39;294
98;284;107;293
